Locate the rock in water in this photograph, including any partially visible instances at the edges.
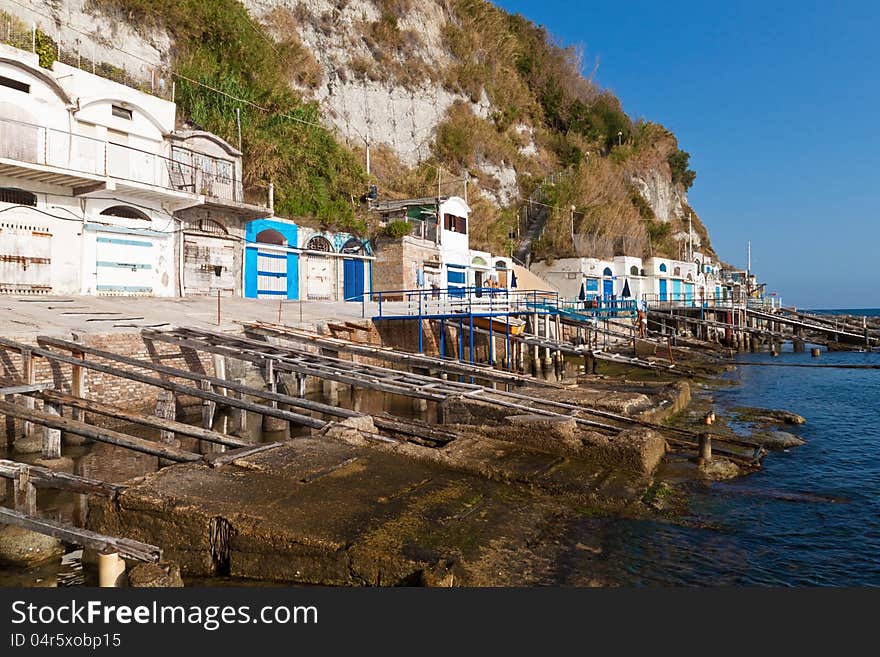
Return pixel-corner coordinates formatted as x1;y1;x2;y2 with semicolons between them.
128;562;184;588
752;431;806;449
0;526;65;565
698;458;740;480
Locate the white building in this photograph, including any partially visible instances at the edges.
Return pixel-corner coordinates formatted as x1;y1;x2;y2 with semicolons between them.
371;195;513;297
531;251;732;307
0;43;269;297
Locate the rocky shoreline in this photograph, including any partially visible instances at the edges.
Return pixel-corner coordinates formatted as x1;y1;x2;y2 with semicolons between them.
0;322;811;587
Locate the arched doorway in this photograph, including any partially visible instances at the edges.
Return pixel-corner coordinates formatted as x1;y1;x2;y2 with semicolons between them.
305;235;334;300
602;266;614;299
495;259;509;288
182;215;235;296
244;219;298;299
341;237;367;302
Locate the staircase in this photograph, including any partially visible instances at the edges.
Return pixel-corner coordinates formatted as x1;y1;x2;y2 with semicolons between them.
512;173;562;267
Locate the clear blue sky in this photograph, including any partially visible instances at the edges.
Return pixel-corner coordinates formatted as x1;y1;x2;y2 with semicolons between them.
496;0;880;309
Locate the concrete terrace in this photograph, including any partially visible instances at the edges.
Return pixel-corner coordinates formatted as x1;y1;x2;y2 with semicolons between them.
0;296;384;337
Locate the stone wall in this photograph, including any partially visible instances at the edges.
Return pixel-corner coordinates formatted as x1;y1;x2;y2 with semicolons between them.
0;332;216;442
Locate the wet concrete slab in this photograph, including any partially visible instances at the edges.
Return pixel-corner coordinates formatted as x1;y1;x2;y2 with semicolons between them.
87;436;645;585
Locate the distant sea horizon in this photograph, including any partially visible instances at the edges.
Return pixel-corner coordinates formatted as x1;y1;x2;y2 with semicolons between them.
808;308;880;316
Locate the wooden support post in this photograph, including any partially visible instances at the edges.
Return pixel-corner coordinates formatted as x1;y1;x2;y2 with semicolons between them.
199;380;220;453
41;400;62;460
295;373;306;398
70;337;85;423
14;466;37;516
698;433;712;464
155;390;178;446
21;348;35;439
231;385;248;437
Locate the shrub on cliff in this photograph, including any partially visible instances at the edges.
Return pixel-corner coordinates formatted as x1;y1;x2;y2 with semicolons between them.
385;220;412;239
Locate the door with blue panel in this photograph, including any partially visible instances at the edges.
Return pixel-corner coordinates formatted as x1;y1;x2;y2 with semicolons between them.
602;278;613;299
343;258;365;301
244;219;299;299
659;278;668;301
95;233;154;295
672;279;682;302
585;277;599;300
685;282;695;305
447;266;466;297
257;249;287;298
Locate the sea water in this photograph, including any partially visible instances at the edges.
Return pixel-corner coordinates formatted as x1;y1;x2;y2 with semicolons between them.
568;309;880;586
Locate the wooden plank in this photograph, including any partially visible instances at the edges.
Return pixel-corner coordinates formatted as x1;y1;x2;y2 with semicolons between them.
0;507;161;562
206;442;285;468
242;322;558;387
0;383;52;395
0;459;124;496
36;335;355;422
0;336;328;430
0;399;202;463
32;390;252;449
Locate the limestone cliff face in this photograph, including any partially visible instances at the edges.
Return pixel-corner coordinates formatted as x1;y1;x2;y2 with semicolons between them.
4;0;713;257
630;167;687;225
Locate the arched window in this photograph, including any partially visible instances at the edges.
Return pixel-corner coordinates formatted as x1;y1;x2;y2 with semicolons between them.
472;256;488;267
100;205;149;221
196;218;227;235
659;263;667;273
0;188;37;206
307;235;333;252
341;237;364;254
495;259;508;270
630;265;639;275
256;228;286;245
687;273;694;281
673;266;681;277
602;267;613;277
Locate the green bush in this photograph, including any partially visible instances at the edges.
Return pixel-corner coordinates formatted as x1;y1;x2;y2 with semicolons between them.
667;149;696;190
385;220;412;239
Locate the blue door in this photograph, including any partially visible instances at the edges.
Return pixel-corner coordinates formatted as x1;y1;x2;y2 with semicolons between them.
659;278;668;302
672;279;682;302
685;282;695;305
343;258;365;301
602;278;614;299
447;267;466;297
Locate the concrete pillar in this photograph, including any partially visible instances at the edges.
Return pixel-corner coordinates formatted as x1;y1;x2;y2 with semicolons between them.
13;467;37;516
231;386;248;437
351;385;364;412
295;374;306;398
21;348;35;439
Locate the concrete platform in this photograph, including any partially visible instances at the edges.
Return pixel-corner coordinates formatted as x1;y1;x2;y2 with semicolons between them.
87;436;647;586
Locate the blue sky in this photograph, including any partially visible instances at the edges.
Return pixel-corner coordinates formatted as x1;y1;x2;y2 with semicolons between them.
495;0;880;308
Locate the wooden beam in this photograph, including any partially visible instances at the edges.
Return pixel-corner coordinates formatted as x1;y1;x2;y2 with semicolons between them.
0;399;202;463
0;336;328;431
0;383;52;395
0;459;124;497
32;390;252;449
0;507;161;562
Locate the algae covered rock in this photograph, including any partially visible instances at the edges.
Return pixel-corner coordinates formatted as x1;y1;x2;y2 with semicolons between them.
752;431;806;449
0;526;65;565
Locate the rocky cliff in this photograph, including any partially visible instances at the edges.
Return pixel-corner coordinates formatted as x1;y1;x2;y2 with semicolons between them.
2;0;713;261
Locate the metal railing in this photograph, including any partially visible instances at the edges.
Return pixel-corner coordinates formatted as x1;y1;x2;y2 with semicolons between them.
640;293;781;311
0;116;248;202
1;20;174;101
374;287;559;319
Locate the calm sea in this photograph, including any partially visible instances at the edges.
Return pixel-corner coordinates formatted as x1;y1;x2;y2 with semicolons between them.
572;309;880;586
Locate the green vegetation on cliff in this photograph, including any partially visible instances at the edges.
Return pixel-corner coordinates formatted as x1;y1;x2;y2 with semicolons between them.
100;0;367;233
98;0;710;258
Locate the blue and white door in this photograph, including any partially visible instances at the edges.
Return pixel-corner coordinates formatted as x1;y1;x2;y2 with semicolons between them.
95;232;154;295
602;278;614;299
256;249;287;298
447;265;467;297
659;278;668;302
672;279;683;302
343;258;365;301
685;282;695;305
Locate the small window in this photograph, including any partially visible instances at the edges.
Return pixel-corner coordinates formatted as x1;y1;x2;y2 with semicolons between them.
659;263;667;273
0;188;37;206
307;236;333;252
111;105;133;120
443;213;467;234
602;267;613;277
630;265;639;275
101;205;149;220
0;75;29;93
